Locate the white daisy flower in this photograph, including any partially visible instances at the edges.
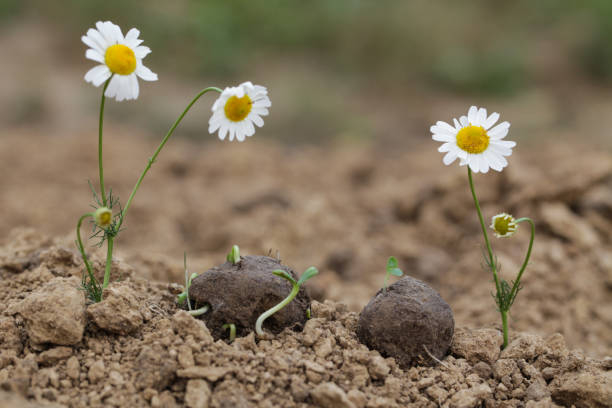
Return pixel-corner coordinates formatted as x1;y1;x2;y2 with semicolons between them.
208;81;271;142
431;106;515;173
82;21;158;101
490;213;518;238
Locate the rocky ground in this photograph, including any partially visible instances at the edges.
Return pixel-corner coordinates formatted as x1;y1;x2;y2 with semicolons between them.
0;232;610;408
0;130;610;407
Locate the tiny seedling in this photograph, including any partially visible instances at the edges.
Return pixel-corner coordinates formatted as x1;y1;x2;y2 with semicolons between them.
255;266;318;337
227;245;241;264
176;253;208;316
383;256;403;293
222;323;236;343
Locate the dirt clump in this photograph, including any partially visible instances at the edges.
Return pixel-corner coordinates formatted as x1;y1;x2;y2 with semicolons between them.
357;276;454;368
188;255;311;340
86;282;144;335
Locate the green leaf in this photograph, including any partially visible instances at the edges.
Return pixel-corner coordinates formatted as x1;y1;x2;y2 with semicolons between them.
386;256;398;271
390;268;403;277
226;245;240;264
298;266;319;285
272;269;297;285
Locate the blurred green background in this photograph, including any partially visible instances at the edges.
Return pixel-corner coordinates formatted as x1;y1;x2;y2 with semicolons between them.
1;0;612;147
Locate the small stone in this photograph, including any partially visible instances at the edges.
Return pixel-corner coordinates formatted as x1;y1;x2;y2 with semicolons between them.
37;347;72;366
109;370;124;386
311;382;356;408
551;370;612;407
134;346;177;391
357;276;454;368
86;283;143;335
177;345;195;368
0;317;22;354
15;277;85;346
171;311;213;345
501;333;547;361
176;366;232;382
368;355;390;380
451;328;503;364
493;359;519;380
526;381;550;401
472;361;492;379
315;336;334;358
449;383;492;408
426;385;449;403
184;379;211;408
65;356;80;380
87;360;105;384
347;389;367;408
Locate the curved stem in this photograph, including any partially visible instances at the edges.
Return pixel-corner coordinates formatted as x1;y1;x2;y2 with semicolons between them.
508;217;535;302
467;168;502;297
102;237;114;289
255;284;300;337
223;323;236;343
117;86;222;230
189;305;209;316
98;79;110;206
76;213;95;279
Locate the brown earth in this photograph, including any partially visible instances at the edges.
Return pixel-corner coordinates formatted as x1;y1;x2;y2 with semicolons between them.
0;129;610;406
0;235;610;407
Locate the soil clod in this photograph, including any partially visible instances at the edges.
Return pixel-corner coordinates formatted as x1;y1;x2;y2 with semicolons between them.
188;255;311;340
357;276;454;368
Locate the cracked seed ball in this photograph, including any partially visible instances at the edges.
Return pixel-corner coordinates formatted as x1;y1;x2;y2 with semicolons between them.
188;255;311;340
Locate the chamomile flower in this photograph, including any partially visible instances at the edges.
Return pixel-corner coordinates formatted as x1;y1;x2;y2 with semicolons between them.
208;82;271;142
82;21;158;101
490;213;518;238
431;106;515;173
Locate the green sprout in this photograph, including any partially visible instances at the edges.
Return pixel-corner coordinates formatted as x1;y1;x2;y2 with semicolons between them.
176;253;209;316
383;256;403;293
227;245;241;264
222;323;236;343
255;266;318;337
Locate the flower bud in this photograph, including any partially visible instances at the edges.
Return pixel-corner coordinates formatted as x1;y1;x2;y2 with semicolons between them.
94;207;113;229
490;213;518;238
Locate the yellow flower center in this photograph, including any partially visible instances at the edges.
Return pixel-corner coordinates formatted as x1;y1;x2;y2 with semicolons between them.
456;125;490;154
99;211;112;226
494;217;510;236
94;207;113;228
105;44;137;75
224;95;252;122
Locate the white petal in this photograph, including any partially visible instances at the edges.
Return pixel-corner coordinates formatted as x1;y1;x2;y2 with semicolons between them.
469;155;480;173
244;120;255;137
129;74;139;100
459;115;469;127
484;112;500;130
218;125;229;141
135;46;151;59
489;144;513;156
467;106;478;124
432;132;454;142
453;118;461;129
443;151;458;166
252;107;269;116
105;74;121;98
438;142;452;153
431;121;455;135
85;28;108;52
250;114;264;127
492;139;516;148
486;152;503;172
84;65;111;86
125;28;140;43
476;108;487;126
85;49;104;63
479;155;490;173
136;64;158;81
82;34;104;55
488;121;510;139
252;96;271;108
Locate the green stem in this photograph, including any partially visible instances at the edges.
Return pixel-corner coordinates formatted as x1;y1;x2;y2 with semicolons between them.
98;79;110;206
467;168;502;296
501;310;509;347
76;213;96;281
468;167;507;344
189;305;209;316
508;217;535;304
117;87;222;230
223;323;236;343
255;284;300;337
102;237;114;289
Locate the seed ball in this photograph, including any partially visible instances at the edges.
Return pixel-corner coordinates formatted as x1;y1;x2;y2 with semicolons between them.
188;255;311;340
356;276;454;368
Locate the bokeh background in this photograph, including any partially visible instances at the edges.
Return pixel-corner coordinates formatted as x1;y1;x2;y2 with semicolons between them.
0;1;610;356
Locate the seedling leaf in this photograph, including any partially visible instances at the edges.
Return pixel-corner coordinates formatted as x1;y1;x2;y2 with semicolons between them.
298;266;319;285
272;269;297;285
387;256;399;270
226;245;241;264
